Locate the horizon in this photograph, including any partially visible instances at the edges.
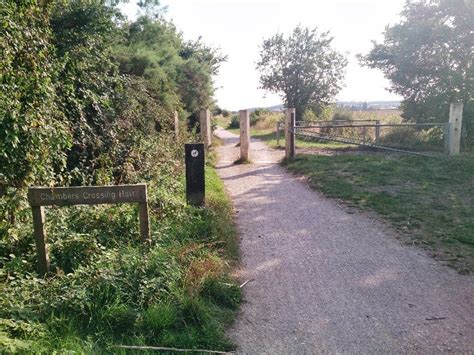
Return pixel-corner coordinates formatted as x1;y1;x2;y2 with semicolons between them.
241;100;402;112
121;0;406;111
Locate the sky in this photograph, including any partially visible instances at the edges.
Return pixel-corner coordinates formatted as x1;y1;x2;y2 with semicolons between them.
122;0;406;110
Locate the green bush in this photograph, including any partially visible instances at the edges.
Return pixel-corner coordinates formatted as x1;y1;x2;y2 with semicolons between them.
229;114;240;129
380;126;419;147
332;109;354;121
0;1;237;352
421;126;444;147
0;2;71;222
379;126;445;151
0;169;241;352
248;108;270;126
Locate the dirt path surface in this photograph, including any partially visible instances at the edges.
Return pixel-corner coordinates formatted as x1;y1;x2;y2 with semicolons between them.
214;127;474;354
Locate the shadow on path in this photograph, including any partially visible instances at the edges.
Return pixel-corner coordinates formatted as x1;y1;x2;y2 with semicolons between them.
214;127;474;354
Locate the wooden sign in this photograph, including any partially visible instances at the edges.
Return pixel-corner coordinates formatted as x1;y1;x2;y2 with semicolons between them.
28;184;150;275
28;185;147;206
185;143;205;206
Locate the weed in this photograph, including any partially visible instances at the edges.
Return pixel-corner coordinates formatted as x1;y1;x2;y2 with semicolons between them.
0;162;241;352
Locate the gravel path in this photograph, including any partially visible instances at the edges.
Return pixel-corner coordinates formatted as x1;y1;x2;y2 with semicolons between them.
214;127;474;354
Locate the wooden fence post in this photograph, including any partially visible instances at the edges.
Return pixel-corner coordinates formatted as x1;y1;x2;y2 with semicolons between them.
285;108;296;159
239;109;250;161
200;109;211;149
276;122;281;146
375;120;381;144
448;102;463;156
138;185;150;243
32;206;49;275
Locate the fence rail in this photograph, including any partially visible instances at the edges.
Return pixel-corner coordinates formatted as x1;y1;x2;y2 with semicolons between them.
296;122;448;129
279;103;463;159
294;121;449;157
295;119;378;127
277;115;454;158
292;129;446;157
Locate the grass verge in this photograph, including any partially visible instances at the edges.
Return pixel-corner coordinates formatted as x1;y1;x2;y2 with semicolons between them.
285;154;474;273
0;147;240;352
205;146;239;264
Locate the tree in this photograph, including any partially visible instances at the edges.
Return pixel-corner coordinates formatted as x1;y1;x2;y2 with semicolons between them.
51;1;124;185
177;37;227;115
0;0;225;224
256;25;347;121
115;15;225;131
361;0;474;145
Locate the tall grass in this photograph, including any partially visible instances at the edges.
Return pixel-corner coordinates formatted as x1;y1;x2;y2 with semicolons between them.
0;145;241;353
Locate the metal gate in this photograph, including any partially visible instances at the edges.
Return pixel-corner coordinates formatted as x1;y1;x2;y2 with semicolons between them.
286;119;450;157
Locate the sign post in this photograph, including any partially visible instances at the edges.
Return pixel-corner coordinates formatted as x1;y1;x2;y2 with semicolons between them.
185;143;205;206
28;184;150;275
31;206;49;276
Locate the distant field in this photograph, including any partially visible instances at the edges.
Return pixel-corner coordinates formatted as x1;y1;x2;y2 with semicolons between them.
349;110;403;122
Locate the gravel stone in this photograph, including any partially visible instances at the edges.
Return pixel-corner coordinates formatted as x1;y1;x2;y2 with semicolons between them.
214;127;474;354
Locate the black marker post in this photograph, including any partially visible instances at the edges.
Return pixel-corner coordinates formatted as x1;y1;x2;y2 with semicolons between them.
185;143;205;206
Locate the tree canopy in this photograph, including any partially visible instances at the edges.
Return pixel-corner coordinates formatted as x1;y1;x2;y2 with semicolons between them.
256;25;347;120
0;0;225;220
361;0;473;143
